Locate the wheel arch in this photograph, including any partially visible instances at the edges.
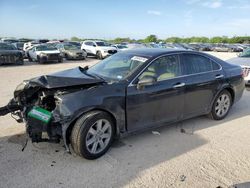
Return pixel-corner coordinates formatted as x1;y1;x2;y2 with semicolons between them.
65;108;119;145
210;85;235;111
224;87;235;103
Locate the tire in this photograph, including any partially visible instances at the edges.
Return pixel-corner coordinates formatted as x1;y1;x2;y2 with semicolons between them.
28;54;32;62
65;54;69;60
58;57;63;63
96;51;103;60
209;90;232;120
37;56;42;64
16;61;24;65
70;111;115;159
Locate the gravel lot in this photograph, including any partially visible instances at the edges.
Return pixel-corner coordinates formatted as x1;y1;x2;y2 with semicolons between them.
0;52;250;188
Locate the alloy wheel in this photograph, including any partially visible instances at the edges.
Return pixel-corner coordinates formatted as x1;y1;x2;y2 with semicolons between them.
85;119;112;154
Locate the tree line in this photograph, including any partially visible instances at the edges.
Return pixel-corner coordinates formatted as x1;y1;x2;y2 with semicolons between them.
71;35;250;44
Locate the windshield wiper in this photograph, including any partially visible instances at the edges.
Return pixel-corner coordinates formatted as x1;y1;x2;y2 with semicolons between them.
90;73;105;81
79;66;105;81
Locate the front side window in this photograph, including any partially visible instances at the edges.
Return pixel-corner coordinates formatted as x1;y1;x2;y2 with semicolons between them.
139;55;180;81
182;54;213;75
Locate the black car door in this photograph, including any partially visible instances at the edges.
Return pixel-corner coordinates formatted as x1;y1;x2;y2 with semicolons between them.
180;53;224;118
126;54;185;132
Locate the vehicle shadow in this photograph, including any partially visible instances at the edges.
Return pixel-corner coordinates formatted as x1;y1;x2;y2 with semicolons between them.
229;182;250;188
0;91;249;187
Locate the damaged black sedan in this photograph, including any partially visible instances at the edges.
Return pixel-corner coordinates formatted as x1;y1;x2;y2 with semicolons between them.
0;49;245;159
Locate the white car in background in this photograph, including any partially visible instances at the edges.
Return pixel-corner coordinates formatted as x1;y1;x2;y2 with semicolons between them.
27;44;62;64
112;44;128;51
227;48;250;88
23;41;40;57
81;40;117;59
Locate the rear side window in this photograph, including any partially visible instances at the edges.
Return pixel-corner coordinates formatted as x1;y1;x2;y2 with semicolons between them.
182;54;213;75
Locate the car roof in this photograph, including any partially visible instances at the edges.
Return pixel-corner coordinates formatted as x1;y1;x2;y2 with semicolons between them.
122;48;186;57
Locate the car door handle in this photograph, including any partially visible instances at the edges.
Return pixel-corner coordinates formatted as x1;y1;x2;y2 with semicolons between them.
173;82;185;88
215;74;224;79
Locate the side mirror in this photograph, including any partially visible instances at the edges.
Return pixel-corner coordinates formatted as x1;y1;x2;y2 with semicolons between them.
93;44;96;47
137;75;157;90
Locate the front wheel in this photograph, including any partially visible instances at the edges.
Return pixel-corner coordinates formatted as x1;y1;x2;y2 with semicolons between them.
96;51;103;60
37;56;43;64
209;90;232;120
70;111;115;159
58;57;63;63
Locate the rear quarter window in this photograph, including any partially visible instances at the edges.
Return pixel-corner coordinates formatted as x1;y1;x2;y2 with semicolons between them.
182;54;216;75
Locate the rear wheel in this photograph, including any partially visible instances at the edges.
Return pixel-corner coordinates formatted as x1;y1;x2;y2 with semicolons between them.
209;90;232;120
70;111;115;159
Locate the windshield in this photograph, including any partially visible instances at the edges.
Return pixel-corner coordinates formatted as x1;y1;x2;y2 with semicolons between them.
36;45;57;51
87;53;149;81
64;44;80;50
0;43;17;50
239;48;250;57
96;42;107;46
117;45;128;49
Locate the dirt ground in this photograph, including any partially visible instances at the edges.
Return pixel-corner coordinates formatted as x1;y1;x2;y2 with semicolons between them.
0;52;250;188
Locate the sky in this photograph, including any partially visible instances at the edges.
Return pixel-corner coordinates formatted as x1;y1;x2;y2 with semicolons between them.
0;0;250;39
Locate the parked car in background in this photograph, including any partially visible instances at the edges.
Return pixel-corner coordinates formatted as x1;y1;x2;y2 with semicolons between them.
81;40;117;59
18;38;33;43
226;44;243;52
212;44;230;52
23;41;40;51
0;42;23;65
227;48;250;87
179;43;195;50
13;42;24;51
27;44;62;63
0;48;244;159
126;43;146;49
66;41;81;48
13;42;25;58
112;44;128;51
56;43;87;60
1;38;19;44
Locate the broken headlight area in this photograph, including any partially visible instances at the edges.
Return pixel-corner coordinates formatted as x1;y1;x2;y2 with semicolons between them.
24;90;65;143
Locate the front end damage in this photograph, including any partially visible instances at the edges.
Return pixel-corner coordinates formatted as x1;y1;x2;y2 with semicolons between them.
0;67;104;152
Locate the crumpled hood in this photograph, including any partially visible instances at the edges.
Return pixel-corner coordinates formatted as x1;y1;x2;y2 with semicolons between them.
26;67;104;89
